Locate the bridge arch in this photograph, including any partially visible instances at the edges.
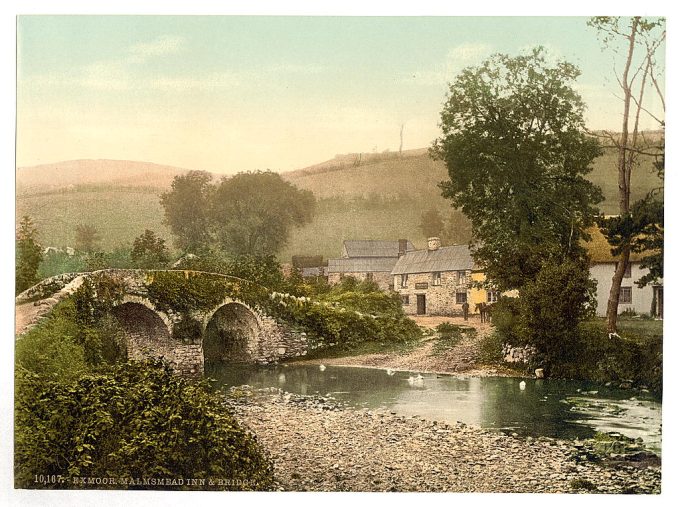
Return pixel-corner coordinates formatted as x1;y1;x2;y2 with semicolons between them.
110;297;175;364
203;299;262;364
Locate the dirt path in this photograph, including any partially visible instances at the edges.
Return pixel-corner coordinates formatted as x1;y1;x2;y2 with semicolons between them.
15;302;47;336
14;275;85;337
293;316;518;377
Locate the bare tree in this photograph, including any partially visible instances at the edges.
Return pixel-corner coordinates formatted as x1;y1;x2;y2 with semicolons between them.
399;123;404;157
588;16;665;332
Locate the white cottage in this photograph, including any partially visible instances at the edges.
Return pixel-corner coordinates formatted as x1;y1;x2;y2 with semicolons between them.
586;229;663;318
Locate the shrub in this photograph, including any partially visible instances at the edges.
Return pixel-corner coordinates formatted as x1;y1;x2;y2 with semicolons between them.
432;323;467;353
516;261;596;363
14;361;274;491
71;275;127;366
478;331;505;364
38;251;86;279
15;300;88;382
490;296;523;346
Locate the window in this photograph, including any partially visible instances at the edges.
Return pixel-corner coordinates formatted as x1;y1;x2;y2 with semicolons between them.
432;272;441;286
486;290;498;303
401;295;410;305
400;274;408;288
457;270;468;284
620;286;632;304
456;292;467;304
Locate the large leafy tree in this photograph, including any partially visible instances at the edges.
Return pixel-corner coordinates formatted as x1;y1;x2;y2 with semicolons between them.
160;170;214;253
431;48;603;291
211;171;315;256
16;216;43;294
588;16;665;331
161;170;315;257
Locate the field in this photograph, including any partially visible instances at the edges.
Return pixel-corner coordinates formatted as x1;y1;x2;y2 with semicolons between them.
16;144;662;261
15;187;174;251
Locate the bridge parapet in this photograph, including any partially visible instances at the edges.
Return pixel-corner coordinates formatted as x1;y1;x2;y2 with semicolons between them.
17;269;310;375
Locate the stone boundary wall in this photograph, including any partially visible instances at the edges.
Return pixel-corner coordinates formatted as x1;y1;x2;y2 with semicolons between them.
502;343;537;364
256;316;309;364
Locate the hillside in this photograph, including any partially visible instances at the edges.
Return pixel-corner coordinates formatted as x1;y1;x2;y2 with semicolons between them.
15;146;663;261
16;159;194;195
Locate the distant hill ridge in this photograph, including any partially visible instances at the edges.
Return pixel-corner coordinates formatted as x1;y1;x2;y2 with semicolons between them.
286;148;429;178
15;144;662;259
16;159;197;194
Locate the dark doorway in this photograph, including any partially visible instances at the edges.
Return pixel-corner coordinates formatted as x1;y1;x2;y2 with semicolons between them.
416;294;426;315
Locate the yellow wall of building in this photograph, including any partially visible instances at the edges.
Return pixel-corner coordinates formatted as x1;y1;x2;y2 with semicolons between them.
470;271;488;308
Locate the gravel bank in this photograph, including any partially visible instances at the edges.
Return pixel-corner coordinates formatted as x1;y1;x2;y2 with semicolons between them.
292;316;519;377
227;387;661;494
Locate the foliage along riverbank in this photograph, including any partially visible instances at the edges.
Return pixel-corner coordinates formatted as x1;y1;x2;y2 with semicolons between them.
292;314;662;398
14;294;275;491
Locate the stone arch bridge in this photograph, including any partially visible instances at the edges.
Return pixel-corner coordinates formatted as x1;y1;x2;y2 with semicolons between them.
15;269;310;375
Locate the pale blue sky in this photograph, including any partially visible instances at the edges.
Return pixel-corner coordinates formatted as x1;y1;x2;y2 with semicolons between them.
17;16;666;173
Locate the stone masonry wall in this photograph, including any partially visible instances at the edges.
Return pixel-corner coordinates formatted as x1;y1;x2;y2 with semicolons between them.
172;344;204;376
502;343;537;364
255;316;309;364
395;270;471;316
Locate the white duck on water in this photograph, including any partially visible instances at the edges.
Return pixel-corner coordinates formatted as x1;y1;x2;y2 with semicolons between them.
319;364;326;371
519;380;526;390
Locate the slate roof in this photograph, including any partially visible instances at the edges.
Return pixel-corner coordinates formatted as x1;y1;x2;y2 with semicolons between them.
328;257;399;274
391;244;474;275
343;240;415;258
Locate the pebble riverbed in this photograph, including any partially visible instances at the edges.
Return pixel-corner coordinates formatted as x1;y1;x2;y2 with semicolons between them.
226;387;661;494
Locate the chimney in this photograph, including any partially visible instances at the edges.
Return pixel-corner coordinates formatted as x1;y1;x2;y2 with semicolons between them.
398;239;408;258
427;237;441;251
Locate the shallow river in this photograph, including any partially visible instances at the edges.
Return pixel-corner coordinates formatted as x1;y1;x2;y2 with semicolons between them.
207;363;662;453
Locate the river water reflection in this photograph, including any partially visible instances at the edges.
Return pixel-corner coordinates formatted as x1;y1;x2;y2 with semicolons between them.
207;363;661;453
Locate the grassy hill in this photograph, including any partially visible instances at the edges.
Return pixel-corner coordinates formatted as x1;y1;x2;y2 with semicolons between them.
15;145;663;262
278;144;662;259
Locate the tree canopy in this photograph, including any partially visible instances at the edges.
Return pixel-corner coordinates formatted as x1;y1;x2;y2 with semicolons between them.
131;229;170;269
212;171;315;256
74;224;101;253
16;216;43;294
419;207;445;239
431;48;603;290
161;170;315;257
160;171;214;253
587;16;665;330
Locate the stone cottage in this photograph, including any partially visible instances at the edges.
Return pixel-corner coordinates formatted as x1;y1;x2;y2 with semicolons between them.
586;228;663;318
327;239;415;291
391;237;474;316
